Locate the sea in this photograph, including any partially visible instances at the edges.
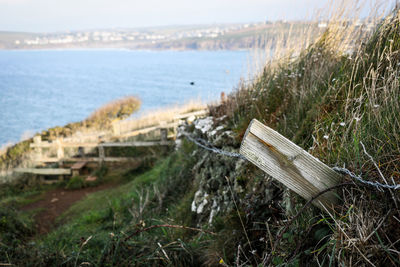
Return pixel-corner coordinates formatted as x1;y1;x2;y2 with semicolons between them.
0;49;249;146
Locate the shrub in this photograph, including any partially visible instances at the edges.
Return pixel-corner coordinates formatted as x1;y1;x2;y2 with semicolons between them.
65;176;86;190
85;96;141;129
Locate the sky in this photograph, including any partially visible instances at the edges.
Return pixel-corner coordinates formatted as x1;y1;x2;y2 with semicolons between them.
0;0;395;33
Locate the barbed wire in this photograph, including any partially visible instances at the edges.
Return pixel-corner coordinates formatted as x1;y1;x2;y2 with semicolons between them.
180;131;400;191
180;131;246;160
332;167;400;191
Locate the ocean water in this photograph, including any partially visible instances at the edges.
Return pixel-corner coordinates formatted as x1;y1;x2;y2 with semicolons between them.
0;49;249;146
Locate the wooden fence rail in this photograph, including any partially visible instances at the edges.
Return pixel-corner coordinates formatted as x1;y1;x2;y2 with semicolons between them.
30;137;174;163
15;109;208;177
29;109;207;164
14;168;71;175
113;109;207;136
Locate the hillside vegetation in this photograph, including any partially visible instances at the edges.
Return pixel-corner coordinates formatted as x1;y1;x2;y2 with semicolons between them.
1;9;400;267
0;96;140;179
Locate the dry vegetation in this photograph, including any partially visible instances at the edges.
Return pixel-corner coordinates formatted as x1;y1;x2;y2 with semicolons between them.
85;96;141;129
212;2;400;265
115;100;205;134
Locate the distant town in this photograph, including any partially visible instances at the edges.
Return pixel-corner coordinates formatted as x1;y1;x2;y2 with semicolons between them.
22;24;247;46
0;20;376;50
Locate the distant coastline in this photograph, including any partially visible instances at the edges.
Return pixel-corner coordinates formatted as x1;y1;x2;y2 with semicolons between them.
0;21;322;51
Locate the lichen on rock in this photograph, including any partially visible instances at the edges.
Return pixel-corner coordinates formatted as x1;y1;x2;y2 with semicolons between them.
179;115;283;225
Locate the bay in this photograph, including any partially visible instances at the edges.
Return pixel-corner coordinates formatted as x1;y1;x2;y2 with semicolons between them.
0;49;248;146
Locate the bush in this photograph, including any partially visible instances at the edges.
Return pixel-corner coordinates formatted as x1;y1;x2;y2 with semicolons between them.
65;176;86;190
85;96;141;129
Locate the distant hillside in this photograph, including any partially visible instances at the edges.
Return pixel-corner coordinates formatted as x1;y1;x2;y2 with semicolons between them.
0;22;323;51
0;31;39;49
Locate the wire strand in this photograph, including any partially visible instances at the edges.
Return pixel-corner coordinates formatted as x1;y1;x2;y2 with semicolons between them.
181;131;400;191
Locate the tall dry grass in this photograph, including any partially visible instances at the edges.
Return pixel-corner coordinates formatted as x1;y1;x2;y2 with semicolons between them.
115;100;206;134
85;96;141;129
248;0;390;79
211;0;400;265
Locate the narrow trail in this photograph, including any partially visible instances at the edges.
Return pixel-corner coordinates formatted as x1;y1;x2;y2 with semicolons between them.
21;183;116;235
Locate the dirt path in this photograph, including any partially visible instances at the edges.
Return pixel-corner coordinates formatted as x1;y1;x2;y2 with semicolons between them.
21;183;116;235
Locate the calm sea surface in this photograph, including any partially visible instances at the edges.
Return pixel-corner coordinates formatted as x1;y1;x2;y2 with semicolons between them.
0;50;248;146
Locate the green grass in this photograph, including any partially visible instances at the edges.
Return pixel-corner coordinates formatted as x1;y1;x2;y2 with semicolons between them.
0;140;203;265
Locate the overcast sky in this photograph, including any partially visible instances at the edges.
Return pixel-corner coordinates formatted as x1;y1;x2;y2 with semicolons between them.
0;0;394;32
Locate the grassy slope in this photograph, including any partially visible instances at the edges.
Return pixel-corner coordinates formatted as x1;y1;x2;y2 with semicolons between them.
1;11;400;267
1;140;201;265
215;12;400;266
0;96;140;178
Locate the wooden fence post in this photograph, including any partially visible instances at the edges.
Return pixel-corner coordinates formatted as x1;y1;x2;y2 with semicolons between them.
33;136;42;162
98;145;105;164
160;128;168;142
240;119;342;211
56;138;64;160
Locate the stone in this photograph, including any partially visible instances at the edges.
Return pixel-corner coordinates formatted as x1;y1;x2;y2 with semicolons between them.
194;117;214;134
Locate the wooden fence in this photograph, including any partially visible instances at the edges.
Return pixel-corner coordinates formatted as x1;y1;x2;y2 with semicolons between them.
112;109;207;137
28;109;208;164
30;133;174;163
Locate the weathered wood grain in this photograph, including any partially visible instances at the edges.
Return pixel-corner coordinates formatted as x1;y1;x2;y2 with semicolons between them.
99;141;174;147
116;122;179;138
31;140;173;149
14;168;71;175
240;119;342;210
36;157;142;163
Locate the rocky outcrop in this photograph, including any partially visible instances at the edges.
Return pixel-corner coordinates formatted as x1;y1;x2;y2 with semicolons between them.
178;115;284;226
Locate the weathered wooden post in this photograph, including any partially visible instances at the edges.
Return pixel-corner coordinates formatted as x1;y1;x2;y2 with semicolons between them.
98;145;105;164
33;136;43;162
240;119;341;211
160;128;168;142
56;138;64;160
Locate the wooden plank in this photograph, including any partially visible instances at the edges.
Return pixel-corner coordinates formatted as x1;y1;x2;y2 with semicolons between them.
14;168;71;175
117;122;179;139
35;157;142;163
30;140;172;149
173;109;208;120
34;157;60;163
71;161;87;170
240;119;341;210
100;141;174;147
31;142;99;148
30;141;52;148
